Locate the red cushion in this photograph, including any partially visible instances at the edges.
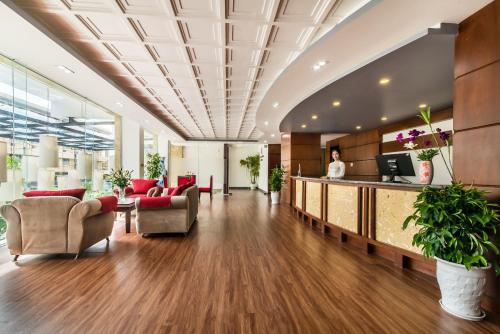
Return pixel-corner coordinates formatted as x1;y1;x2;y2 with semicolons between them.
97;196;118;213
127;194;147;199
23;188;86;200
131;179;158;194
171;182;193;196
138;196;172;209
199;187;210;192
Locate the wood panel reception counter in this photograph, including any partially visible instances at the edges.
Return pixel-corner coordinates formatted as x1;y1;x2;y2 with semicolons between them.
290;176;437;276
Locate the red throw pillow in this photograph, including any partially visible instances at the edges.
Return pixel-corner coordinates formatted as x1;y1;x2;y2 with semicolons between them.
138;196;172;209
131;179;158;194
97;196;118;213
23;188;86;200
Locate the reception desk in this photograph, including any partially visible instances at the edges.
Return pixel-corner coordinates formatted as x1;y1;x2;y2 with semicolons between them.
290;176;436;275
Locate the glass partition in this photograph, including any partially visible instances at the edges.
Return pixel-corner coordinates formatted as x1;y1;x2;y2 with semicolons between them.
0;55;116;207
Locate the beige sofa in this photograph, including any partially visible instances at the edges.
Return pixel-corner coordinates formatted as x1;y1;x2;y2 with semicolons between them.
0;196;116;261
135;185;198;236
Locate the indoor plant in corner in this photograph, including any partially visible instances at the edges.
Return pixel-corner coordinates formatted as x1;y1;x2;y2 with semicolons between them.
403;107;500;321
240;153;261;190
269;166;285;204
145;152;162;181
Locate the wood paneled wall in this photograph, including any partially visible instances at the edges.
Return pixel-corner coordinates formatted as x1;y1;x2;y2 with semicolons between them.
454;0;500;302
281;133;321;204
325;129;381;181
454;0;500;188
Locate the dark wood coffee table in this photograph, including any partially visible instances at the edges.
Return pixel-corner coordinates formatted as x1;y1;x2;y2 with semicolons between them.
116;198;135;233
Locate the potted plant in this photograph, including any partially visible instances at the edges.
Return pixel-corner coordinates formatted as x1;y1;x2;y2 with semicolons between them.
396;129;439;184
145;153;162;180
403;107;500;321
269;167;285;204
240;154;261;190
104;168;132;200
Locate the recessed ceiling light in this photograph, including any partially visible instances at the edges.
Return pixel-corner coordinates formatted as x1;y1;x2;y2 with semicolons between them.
418;103;428;109
381;116;388;121
272;102;279;108
115;102;123;107
379;77;391;85
311;115;318;120
301;124;307;128
312;60;328;71
356;125;362;130
56;65;74;74
264;140;267;143
332;100;341;107
264;121;269;126
271;134;275;137
145;120;150;123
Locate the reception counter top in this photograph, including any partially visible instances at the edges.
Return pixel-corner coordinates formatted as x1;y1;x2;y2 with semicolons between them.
289;176;435;275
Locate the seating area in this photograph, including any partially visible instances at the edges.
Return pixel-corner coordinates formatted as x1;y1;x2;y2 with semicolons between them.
0;1;500;333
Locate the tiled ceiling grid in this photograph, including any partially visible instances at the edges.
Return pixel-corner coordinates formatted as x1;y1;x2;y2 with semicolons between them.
14;0;366;140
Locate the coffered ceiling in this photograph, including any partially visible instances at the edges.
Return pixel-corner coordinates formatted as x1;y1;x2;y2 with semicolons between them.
8;0;367;140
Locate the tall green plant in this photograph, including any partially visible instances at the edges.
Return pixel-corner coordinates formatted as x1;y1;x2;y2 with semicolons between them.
269;167;285;192
145;153;162;179
403;107;500;273
7;154;21;170
240;154;261;184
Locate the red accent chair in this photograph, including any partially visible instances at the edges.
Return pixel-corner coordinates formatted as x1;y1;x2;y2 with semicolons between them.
163;176;168;188
178;175;196;186
199;175;213;200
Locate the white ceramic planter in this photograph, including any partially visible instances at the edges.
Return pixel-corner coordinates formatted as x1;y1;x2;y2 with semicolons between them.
419;160;434;184
250;182;257;190
271;191;280;204
435;257;490;321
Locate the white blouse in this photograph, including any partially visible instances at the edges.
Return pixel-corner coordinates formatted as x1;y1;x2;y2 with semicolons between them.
327;160;345;179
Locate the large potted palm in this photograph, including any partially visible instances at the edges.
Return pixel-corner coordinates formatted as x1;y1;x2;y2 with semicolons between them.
403;107;500;321
240;154;261;190
269;167;285;204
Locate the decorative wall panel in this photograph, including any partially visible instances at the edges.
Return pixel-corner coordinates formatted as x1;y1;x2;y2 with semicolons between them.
376;189;421;254
305;181;321;219
327;185;358;233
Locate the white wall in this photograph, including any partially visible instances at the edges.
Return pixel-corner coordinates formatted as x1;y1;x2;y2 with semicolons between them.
258;144;268;193
122;118;143;178
382;119;453;185
229;144;261;188
170;142;224;189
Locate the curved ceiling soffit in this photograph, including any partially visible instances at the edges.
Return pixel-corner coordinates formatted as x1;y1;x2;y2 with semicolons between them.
254;0;491;144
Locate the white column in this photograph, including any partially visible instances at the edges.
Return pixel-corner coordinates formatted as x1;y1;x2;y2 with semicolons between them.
121;118;144;178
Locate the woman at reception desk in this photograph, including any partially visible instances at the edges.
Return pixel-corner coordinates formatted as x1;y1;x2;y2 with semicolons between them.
290;168;437;275
325;150;345;179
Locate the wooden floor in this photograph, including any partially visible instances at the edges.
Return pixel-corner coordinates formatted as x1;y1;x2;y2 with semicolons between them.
0;190;499;333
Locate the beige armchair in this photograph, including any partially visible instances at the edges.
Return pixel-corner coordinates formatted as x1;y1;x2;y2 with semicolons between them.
0;196;116;261
135;185;198;236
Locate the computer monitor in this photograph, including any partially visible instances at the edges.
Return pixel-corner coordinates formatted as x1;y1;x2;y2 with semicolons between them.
375;153;415;183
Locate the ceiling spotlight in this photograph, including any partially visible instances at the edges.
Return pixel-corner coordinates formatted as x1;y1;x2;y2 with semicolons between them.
56;65;74;74
381;116;388;121
418;103;428;109
264;121;269;126
115;102;123;107
313;60;328;71
145;119;150;123
332;100;341;107
379;77;391;85
272;102;279;108
264;140;267;143
301;124;307;128
356;125;362;130
271;134;275;137
311;115;318;120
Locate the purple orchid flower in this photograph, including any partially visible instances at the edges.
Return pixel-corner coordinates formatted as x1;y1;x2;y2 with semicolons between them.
439;131;449;141
396;133;404;143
